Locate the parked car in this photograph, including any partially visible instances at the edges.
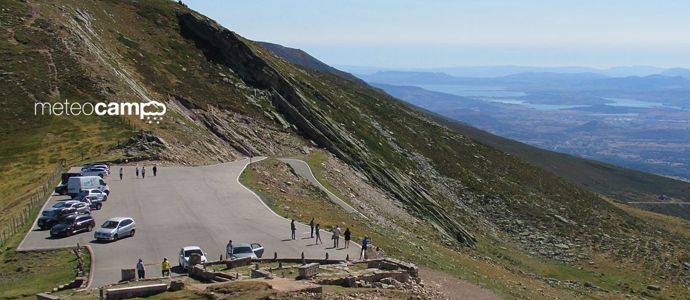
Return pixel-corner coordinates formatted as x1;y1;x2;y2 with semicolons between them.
94;217;135;241
67;176;109;197
37;207;77;230
85;195;103;210
54;172;81;195
79;189;108;202
51;200;90;215
83;162;110;170
178;246;208;270
81;167;108;178
228;243;264;259
50;214;95;238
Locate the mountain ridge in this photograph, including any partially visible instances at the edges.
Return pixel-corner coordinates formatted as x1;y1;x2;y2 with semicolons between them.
2;1;689;298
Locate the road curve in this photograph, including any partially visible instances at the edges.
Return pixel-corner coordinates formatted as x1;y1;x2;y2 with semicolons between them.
18;158;360;288
279;158;367;219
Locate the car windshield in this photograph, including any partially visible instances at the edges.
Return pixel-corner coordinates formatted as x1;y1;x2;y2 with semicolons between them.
233;246;252;254
101;220;119;229
184;249;203;257
59;217;76;225
52;202;68;208
42;210;59;217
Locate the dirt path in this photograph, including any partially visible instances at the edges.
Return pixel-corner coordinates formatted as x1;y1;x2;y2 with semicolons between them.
419;267;502;300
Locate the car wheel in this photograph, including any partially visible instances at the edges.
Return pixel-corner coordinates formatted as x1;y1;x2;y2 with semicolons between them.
130;229;135;237
97;203;102;210
66;230;72;237
113;234;119;240
87;225;92;232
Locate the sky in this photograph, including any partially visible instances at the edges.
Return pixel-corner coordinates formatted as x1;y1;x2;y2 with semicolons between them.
183;0;690;69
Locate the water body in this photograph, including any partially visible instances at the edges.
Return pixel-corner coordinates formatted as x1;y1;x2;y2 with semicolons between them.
415;84;685;111
415;84;526;97
604;98;682;110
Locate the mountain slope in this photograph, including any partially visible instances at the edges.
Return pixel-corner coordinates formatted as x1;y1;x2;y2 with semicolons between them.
256;41;362;83
2;0;690;298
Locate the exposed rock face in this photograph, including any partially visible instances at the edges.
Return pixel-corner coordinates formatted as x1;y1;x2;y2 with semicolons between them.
176;11;476;246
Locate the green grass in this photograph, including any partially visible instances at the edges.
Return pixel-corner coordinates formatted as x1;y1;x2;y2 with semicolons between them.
240;155;690;299
0;220;88;300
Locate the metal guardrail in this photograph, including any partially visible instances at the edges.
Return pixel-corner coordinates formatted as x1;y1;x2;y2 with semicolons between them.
0;159;65;247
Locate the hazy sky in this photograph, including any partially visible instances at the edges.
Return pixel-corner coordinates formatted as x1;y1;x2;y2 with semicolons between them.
183;0;690;69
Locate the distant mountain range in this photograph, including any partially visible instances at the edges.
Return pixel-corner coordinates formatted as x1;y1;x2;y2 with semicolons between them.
342;65;690;78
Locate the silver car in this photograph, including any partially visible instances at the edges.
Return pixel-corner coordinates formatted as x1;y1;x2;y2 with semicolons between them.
80;189;108;202
228;243;264;259
52;200;90;215
94;217;135;241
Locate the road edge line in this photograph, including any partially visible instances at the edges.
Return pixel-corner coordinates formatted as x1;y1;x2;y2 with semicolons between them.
280;158;368;219
17;191;57;251
237;157;362;250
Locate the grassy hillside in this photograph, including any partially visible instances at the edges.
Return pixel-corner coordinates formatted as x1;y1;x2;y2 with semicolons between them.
1;0;689;298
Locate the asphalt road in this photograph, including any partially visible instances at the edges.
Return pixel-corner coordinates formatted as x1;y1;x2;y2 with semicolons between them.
18;158;360;288
279;158;366;218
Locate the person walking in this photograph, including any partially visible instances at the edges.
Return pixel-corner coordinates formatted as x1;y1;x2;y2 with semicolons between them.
309;218;315;238
136;258;145;279
314;223;322;245
161;258;171;277
290;219;296;240
344;227;351;248
119;167;123;180
135;166;140;178
360;236;370;260
142;166;146;179
333;225;341;249
153;164;158;176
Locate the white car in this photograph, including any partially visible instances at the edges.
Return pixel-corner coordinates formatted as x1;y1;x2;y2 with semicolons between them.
81;167;108;178
228;243;264;259
94;217;135;241
178;246;208;270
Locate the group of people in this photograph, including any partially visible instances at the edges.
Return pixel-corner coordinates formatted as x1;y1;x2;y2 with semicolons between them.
118;164;158;180
135;257;172;280
134;164;158;179
293;218;373;260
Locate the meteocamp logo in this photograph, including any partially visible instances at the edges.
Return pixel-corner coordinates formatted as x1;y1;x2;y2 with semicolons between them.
34;100;166;124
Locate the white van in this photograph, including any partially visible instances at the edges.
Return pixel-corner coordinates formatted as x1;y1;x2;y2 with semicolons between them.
67;176;109;197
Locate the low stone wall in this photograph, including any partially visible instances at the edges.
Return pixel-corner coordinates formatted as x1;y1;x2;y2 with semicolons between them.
104;283;168;300
365;258;418;277
189;265;237;282
254;257;345;265
202;257;251;269
318;270;411;287
298;263;320;279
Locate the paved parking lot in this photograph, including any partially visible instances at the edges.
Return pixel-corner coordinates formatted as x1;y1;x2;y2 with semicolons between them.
18;158;360;288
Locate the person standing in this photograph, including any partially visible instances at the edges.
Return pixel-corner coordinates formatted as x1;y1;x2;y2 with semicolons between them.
333;225;341;249
344;227;351;248
226;240;233;259
314;224;322;245
136;258;145;279
290;219;296;240
142;166;146;179
161;258;171;277
153;164;158;176
135;166;140;178
309;218;315;238
119;167;123;180
360;236;370;260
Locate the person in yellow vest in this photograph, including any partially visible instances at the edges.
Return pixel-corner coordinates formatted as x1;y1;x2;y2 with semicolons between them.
161;258;171;277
